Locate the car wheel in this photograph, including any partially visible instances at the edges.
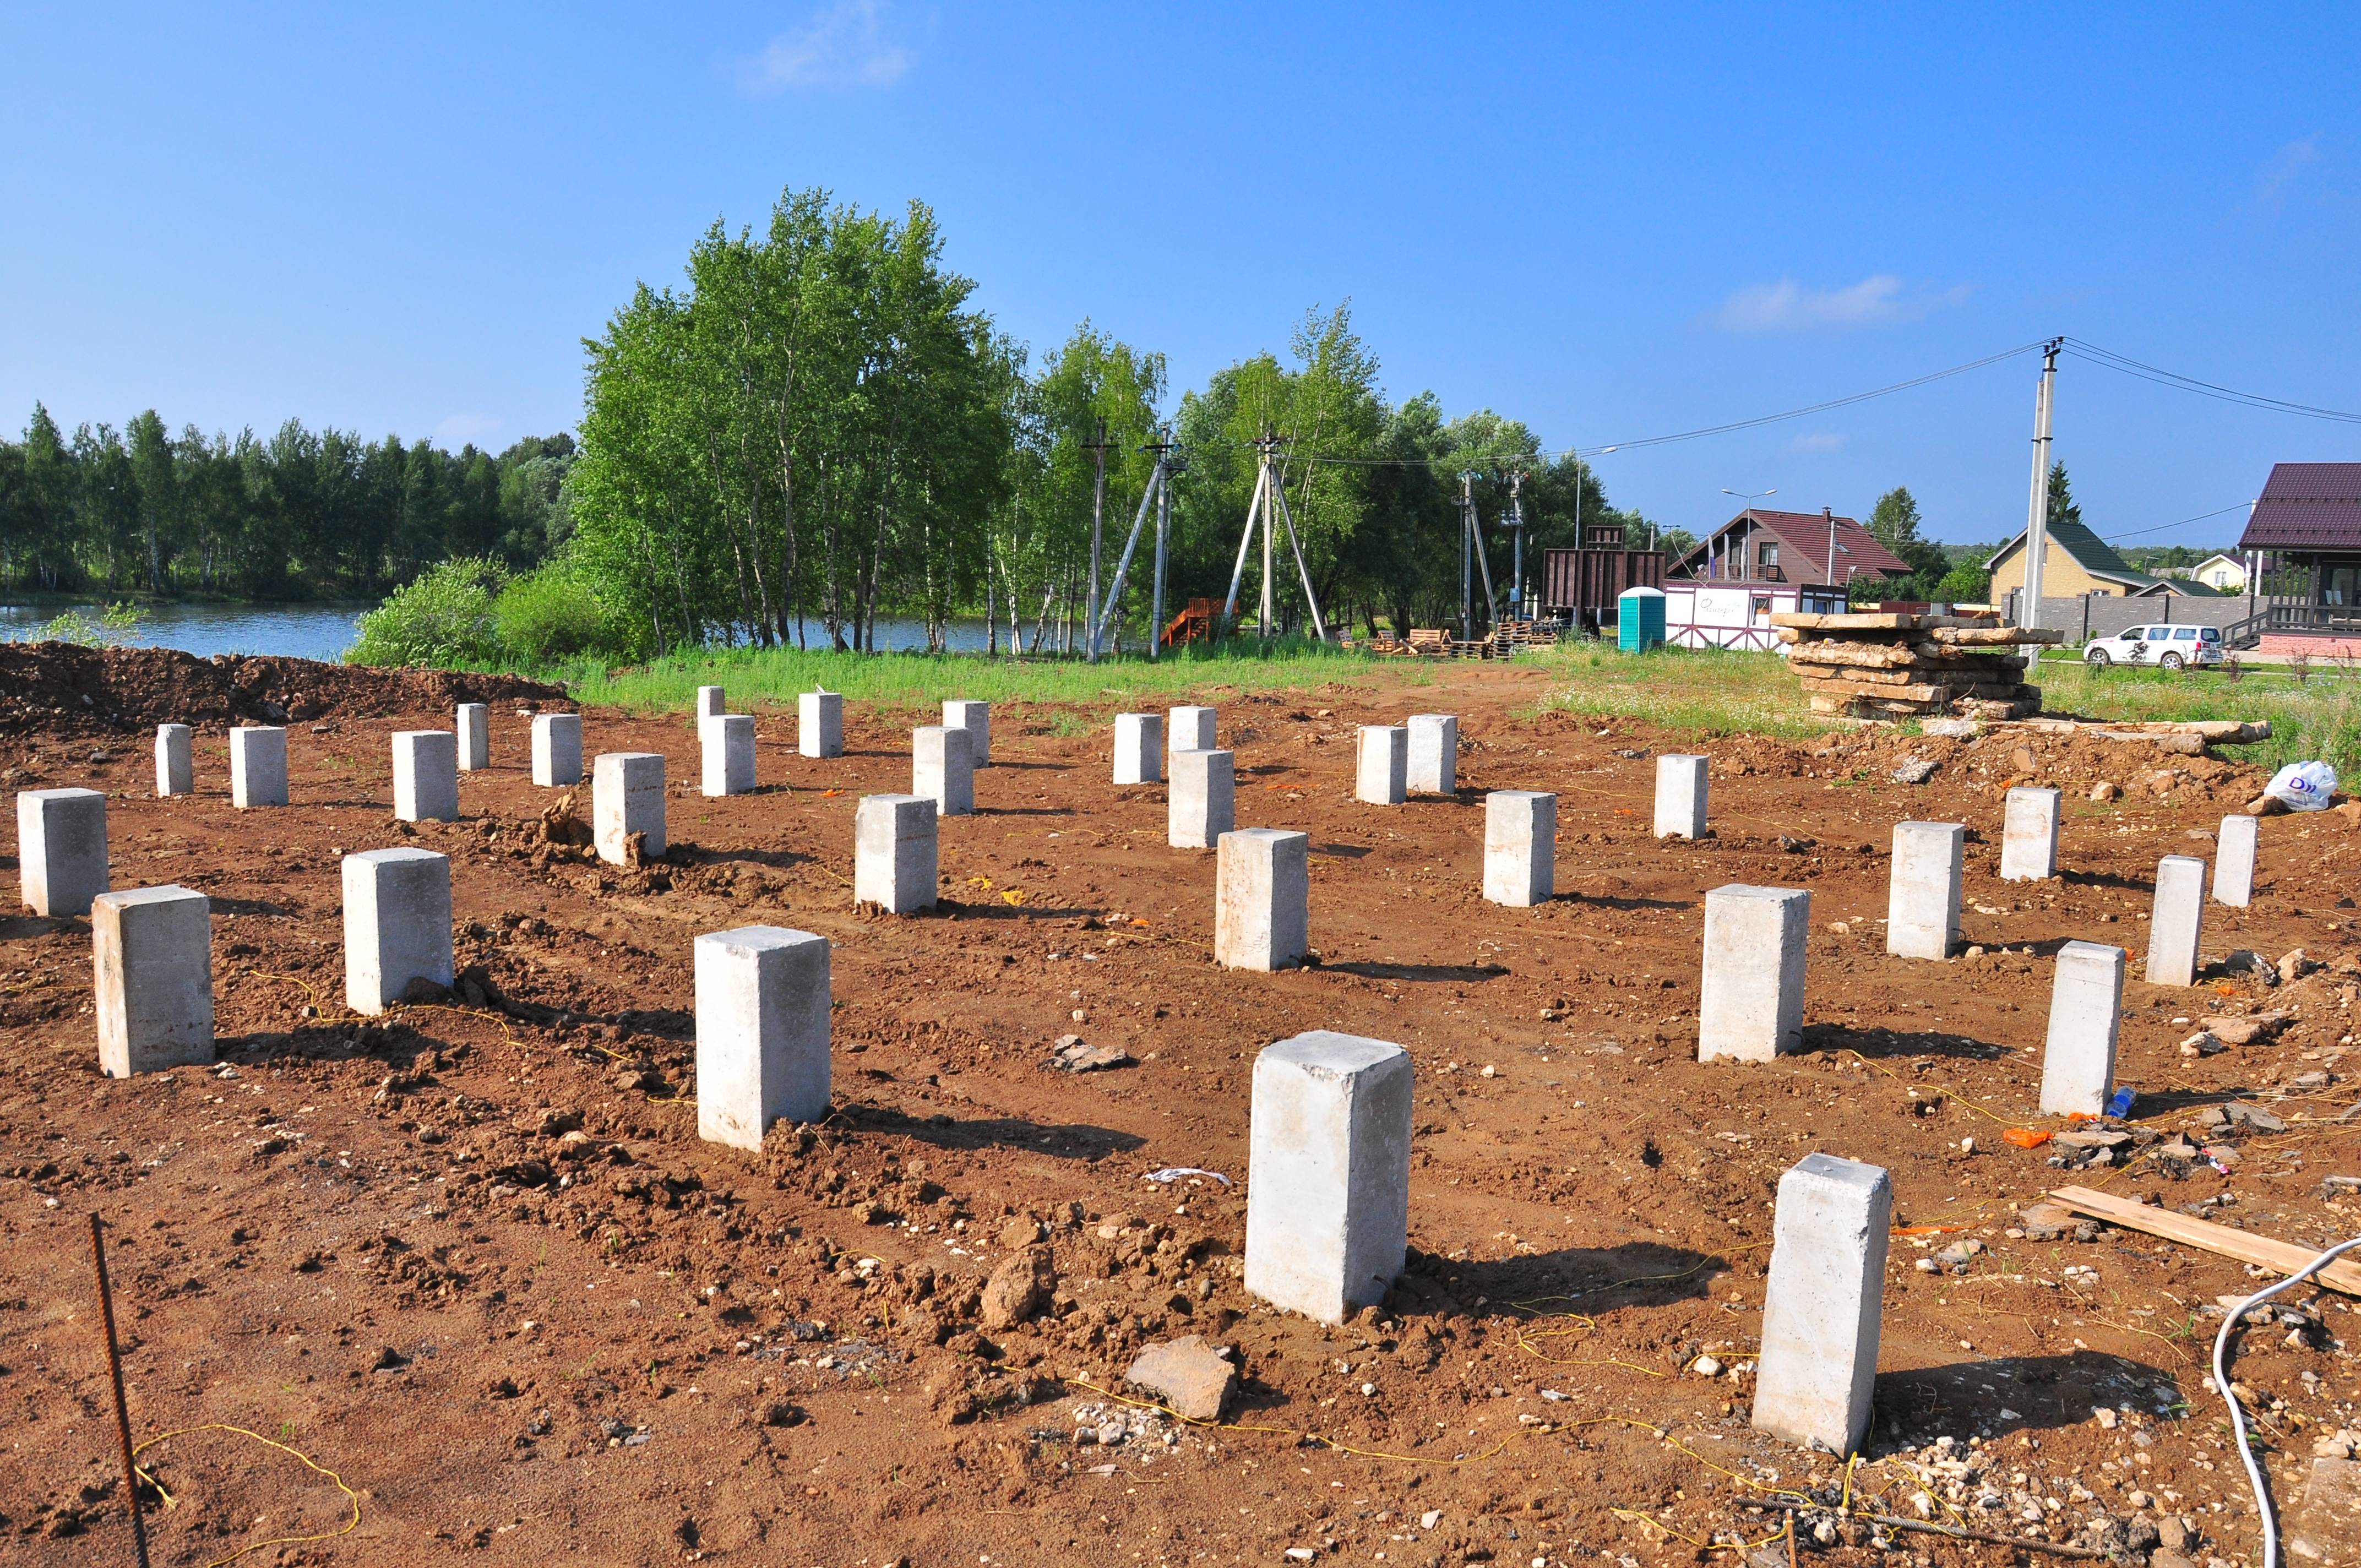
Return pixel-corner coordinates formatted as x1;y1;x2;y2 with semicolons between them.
2085;648;2111;667
2159;652;2184;672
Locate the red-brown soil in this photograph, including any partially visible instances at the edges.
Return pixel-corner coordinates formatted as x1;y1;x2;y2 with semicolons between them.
3;655;2358;1567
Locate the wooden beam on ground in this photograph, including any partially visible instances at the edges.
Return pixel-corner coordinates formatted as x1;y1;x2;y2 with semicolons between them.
2049;1185;2361;1296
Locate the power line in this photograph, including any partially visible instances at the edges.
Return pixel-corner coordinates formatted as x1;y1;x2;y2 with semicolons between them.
1189;340;2049;470
2096;497;2255;543
2061;338;2361;424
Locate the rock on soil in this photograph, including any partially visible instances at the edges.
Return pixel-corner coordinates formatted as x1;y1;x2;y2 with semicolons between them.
1124;1336;1237;1422
0;642;565;736
980;1246;1056;1329
1047;1033;1134;1072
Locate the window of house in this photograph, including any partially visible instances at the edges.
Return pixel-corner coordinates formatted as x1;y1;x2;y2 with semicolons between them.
1758;541;1780;568
2325;566;2360;607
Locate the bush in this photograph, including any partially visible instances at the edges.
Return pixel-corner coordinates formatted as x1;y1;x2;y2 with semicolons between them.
494;562;612;663
1933;564;1990;604
346;558;507;667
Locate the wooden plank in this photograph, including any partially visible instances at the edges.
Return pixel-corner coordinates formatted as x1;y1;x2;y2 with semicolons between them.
2049;1185;2361;1296
1769;612;1924;631
1927;625;2064;647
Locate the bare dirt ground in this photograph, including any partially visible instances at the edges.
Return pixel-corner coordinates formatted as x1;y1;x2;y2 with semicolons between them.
3;654;2358;1567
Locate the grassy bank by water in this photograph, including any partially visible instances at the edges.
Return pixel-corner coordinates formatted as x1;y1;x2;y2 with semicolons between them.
543;637;1427;719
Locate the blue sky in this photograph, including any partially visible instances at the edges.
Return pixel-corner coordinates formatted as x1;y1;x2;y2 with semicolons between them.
6;3;2358;548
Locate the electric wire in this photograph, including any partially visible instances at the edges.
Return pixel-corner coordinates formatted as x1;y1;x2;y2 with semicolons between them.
2063;339;2361;424
2096;498;2257;544
2211;1234;2361;1568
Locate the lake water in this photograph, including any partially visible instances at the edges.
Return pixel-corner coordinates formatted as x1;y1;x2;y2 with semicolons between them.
0;601;1017;662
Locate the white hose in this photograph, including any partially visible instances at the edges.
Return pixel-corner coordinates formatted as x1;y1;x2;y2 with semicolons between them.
2211;1235;2361;1568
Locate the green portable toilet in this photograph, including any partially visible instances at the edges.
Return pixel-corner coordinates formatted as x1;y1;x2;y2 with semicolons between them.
1617;586;1667;652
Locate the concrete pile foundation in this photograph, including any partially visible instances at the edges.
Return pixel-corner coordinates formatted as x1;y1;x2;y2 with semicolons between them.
230;725;288;808
695;925;832;1150
2041;940;2126;1117
943;700;991;767
1654;754;1708;840
1168;748;1235;850
1482;791;1555;907
913;726;974;816
1215;828;1308;972
1169;705;1217;758
594;752;667;864
93;885;214;1076
799;692;844;759
1999;786;2061;881
1753;1153;1892;1456
1886;821;1964;960
532;713;583;787
2213;814;2258;907
391;731;460;823
1243;1031;1412;1324
703;715;757;797
1114;714;1163;785
1356;726;1407;805
1699;884;1809;1063
155;723;193;797
17;787;108;917
341;847;453;1016
456;703;489;771
855;794;938;914
2147;855;2206;987
1406;715;1456;795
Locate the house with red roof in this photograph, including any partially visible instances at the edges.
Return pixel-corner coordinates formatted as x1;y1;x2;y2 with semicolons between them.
1667;508;1912;590
2235;463;2361;656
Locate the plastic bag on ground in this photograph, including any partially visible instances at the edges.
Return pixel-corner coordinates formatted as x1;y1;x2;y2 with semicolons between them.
2263;760;2339;811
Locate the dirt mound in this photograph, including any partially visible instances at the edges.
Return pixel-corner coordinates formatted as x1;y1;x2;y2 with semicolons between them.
0;642;569;736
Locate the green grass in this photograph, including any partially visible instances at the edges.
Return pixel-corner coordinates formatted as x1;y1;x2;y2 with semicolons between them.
2033;656;2361;776
1525;643;2361;776
1525;644;1832;739
538;635;1426;717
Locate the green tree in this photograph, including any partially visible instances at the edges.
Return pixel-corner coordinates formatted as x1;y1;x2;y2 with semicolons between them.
2046;461;2081;530
1862;483;1949;597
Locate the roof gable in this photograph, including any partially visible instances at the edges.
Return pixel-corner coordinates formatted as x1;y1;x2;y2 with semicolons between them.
1669;510;1912;580
2238;462;2361;551
1984;517;2168;591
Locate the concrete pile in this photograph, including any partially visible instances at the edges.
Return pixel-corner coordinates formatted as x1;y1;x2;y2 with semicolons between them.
1771;610;2059;721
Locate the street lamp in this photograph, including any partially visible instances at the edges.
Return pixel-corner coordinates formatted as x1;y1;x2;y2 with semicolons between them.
1719;488;1776;582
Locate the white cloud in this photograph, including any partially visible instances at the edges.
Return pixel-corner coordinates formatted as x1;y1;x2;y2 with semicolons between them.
434;413;503;447
1714;275;1971;334
1786;431;1847;455
2255;134;2321;211
742;1;911;94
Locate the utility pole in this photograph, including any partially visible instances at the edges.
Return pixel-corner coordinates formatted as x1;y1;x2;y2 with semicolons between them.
1146;427;1176;662
1824;505;1838;590
1459;471;1477;641
1084;418;1111;663
2019;338;2063;630
1505;469;1528;622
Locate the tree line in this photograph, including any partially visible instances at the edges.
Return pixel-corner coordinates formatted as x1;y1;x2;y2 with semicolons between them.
0;409;575;599
563;184;1657;659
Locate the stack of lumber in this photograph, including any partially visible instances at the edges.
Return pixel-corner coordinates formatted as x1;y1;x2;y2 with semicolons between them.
1769;610;2061;720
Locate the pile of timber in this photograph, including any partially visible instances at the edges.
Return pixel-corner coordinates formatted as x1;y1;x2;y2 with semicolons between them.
1770;610;2061;720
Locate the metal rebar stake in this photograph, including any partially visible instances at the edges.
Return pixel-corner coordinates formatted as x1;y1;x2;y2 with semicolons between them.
90;1212;152;1567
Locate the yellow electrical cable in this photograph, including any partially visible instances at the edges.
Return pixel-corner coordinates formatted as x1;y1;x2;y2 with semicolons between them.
132;1422;362;1568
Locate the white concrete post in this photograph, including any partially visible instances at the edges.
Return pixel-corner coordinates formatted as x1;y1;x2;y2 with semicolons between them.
1168;705;1217;759
229;725;288;808
2041;940;2126;1117
155;723;193;797
2147;854;2206;987
1699;884;1810;1063
1483;791;1555;907
594;752;667;864
455;703;489;771
1215;827;1309;972
93;885;214;1076
1356;726;1408;805
943;700;991;767
531;713;583;787
854;794;938;914
703;715;757;797
1999;786;2061;881
696;685;726;733
1114;713;1163;785
1406;714;1457;794
341;848;453;1016
391;731;460;823
2213;814;2258;907
1753;1153;1891;1456
1886;821;1964;960
17;787;108;917
798;692;844;759
1654;754;1709;840
913;725;974;816
1168;748;1235;850
1243;1031;1413;1324
695;925;831;1150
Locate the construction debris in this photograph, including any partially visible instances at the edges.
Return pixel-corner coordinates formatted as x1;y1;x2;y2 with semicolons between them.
2048;1185;2361;1296
1772;611;2058;721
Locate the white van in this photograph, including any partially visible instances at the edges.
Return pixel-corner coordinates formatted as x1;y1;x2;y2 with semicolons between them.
2082;623;2224;671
